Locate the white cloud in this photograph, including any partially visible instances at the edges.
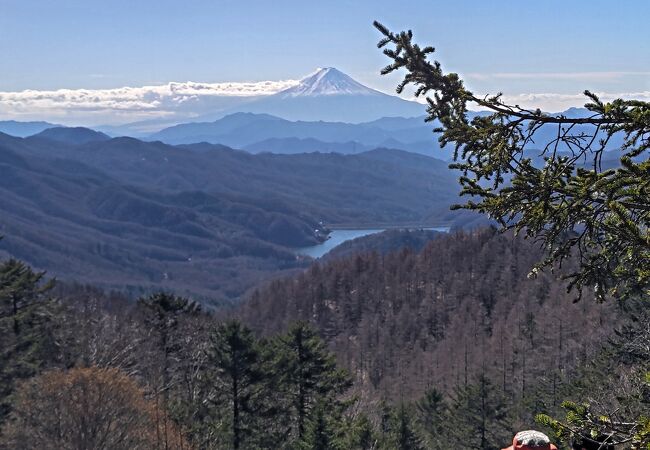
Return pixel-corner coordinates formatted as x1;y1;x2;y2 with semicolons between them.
410;91;650;113
464;71;650;82
477;91;650;112
0;79;299;125
1;73;649;126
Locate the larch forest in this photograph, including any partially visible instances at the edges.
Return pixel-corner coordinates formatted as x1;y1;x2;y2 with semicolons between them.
0;9;649;450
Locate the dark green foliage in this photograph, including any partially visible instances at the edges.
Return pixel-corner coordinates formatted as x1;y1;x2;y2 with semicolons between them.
137;293;201;374
374;21;650;301
188;321;356;449
137;291;201;378
0;259;55;331
203;321;267;449
446;375;511;450
379;404;426;450
298;400;341;450
415;387;448;449
340;413;376;450
272;322;353;441
138;291;201;318
394;405;426;450
373;24;649;446
0;259;58;426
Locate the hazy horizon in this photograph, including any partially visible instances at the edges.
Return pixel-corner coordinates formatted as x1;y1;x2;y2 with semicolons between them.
2;0;649;125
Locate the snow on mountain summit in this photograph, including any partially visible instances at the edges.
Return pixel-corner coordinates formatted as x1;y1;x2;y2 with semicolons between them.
278;67;380;97
170;67;426;123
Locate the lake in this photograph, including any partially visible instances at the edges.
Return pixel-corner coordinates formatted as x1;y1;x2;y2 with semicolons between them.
297;227;450;259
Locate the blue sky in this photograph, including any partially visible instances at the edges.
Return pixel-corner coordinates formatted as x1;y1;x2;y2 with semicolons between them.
1;0;649;123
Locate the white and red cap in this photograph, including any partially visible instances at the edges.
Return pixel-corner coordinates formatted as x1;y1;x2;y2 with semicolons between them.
501;430;558;450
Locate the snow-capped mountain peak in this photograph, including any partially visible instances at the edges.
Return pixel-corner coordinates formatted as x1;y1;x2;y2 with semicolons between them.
277;67;380;97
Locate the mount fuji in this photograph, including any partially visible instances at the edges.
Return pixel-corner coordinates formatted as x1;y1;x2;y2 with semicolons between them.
278;67;381;97
221;67;424;123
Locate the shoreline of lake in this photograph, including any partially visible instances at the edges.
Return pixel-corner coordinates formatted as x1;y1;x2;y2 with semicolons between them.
296;226;450;259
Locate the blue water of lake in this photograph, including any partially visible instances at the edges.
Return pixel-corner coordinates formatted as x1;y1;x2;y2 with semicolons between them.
297;227;449;259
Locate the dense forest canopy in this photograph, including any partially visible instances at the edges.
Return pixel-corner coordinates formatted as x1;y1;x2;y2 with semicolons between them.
238;229;615;400
1;228;646;449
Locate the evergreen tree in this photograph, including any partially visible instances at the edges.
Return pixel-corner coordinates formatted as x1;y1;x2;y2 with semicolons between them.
415;387;449;449
340;413;376;450
204;320;267;450
0;259;57;426
272;322;352;442
380;404;425;450
447;375;511;450
374;21;649;302
298;399;341;450
0;259;55;335
137;292;201;393
136;292;200;447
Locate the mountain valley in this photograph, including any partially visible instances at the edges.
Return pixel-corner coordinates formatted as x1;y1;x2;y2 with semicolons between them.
0;130;462;303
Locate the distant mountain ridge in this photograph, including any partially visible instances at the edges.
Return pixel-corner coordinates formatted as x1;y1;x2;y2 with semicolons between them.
0;120;60;137
0;132;463;301
3;104;624;162
243;137;371;155
149;103;625;158
32;127;111;145
149;112;452;158
0;133;322;304
14;134;459;225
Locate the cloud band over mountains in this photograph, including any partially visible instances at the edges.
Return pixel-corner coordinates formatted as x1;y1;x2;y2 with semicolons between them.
1;74;648;126
473;91;650;113
0;79;299;125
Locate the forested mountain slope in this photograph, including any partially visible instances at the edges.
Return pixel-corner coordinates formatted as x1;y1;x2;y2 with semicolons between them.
237;228;617;401
0;132;463;301
0;137;323;302
10;133;460;226
320;228;444;261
